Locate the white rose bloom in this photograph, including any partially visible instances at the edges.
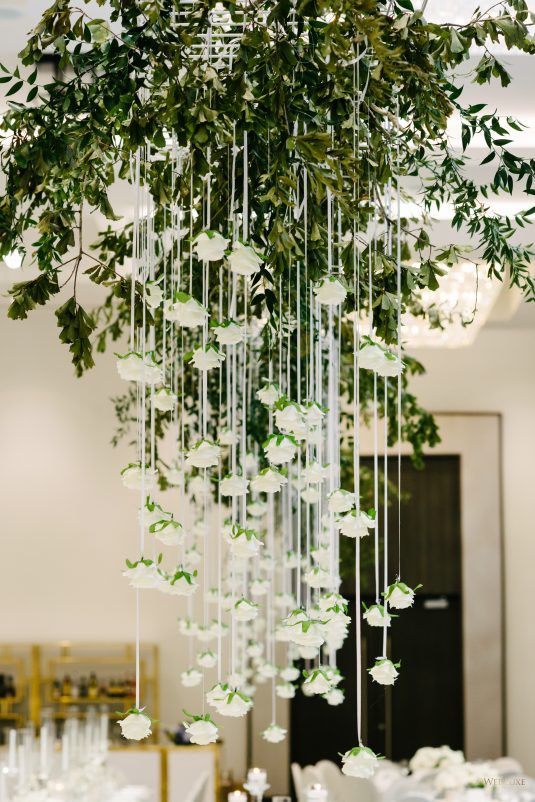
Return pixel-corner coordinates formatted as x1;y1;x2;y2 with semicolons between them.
274;404;307;439
121;463;158;491
117;352;163;384
185;717;219;746
181;668;203;687
184;546;202;567
250;578;269;597
302;461;329;484
145;281;164;309
262;724;287;744
378;351;404;378
301;486;320;504
196;625;216;643
118;712;152;741
226;528;263;559
205;587;220;604
245;452;258;473
246;641;264;658
248;500;267;518
154;520;184;546
302;670;332;695
311;546;331;570
185;439;221;468
153;387;177;412
216;691;252;718
220;473;249;497
314;275;347;305
285;617;325;649
264;434;298;464
369;658;399;686
189;474;210;498
232;598;259;622
341;747;380;779
276;682;296;699
275;592;296;610
256;382;281;407
218;428;237;446
123;561;164;590
178;618;198;637
190;344;225;371
228;241;263;276
280;666;300;682
328;489;355;513
305;567;333;589
298;645;320;659
337;509;375;538
318;593;348;612
168;571;198;596
227;671;245;688
164;294;209;328
325;688;345;706
386;582;416;610
210;620;228;638
165;466;184;486
259;553;276;572
213;320;244;345
284;551;299;569
250;468;288;494
197;650;217;668
206;683;229;708
363;604;391;628
359;342;387;372
194;231;229;261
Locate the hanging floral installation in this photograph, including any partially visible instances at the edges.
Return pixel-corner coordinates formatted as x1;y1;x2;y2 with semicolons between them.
1;0;535;776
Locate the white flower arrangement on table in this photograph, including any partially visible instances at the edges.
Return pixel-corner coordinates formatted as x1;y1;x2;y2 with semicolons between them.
313;273;348;306
123;556;165;590
145;279;164;309
225;524;264;559
263;433;299;464
121;462;158;491
262;723;287;744
116;351;163;384
274;398;307;439
359;335;404;378
250;578;270;597
433;761;492;794
181;668;203;687
232;597;259;622
212;318;244;345
276;682;296;699
183;711;219;745
256;380;281;407
153;386;177;412
368;657;400;686
220;472;250;497
228;240;263;276
250;466;288;493
341;746;381;779
166;567;198;596
336;508;376;538
197;650;218;669
163;291;209;328
117;707;153;741
327;488;355;514
193;230;229;262
409;745;465;773
384;581;421;609
185;438;221;468
218;428;238;446
215;688;253;718
363;603;393;628
324;687;345;706
188;342;225;371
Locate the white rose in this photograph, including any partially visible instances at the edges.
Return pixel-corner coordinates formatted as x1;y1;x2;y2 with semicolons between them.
167;571;198;596
118;712;152;741
117;353;162;384
185;439;221;468
302;670;332;695
305;567;333;589
216;691;252;718
318;593;348;612
213;320;244;345
246;641;264;658
228;241;263;276
325;688;345;706
226;528;263;558
178;619;198;637
284;551;299;569
210;620;228;638
262;724;287;744
154;520;184;546
181;668;203;687
185;718;219;746
359;342;387;372
153;387;177;412
189;344;225;371
121;463;158;491
386;582;416;610
337;509;374;538
206;683;229;708
189;474;210;497
298;645;320;659
184;546;202;567
123;561;163;590
259;553;275;572
363;604;391;627
341;747;379;779
227;671;245;688
274;404;307;439
256;382;281;407
145;281;164;309
165;466;184;486
233;598;259;622
250;578;269;597
369;658;399;686
245;452;258;473
276;682;296;699
197;625;216;643
311;546;331;570
250;468;288;494
197;651;217;668
218;428;237;445
275;592;296;610
314;275;347;305
164;295;209;328
264;434;298;464
220;473;249;497
280;666;299;682
194;231;229;261
248;501;267;518
302;461;329;484
287;620;325;649
328;489;355;513
301;486;320;504
378;351;404;378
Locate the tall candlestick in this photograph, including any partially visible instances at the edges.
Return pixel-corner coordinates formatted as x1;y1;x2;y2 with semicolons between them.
7;730;16;772
40;724;49;776
61;732;70;773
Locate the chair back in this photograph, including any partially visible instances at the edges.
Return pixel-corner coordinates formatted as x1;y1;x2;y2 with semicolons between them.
315;760;379;802
291;763;304;802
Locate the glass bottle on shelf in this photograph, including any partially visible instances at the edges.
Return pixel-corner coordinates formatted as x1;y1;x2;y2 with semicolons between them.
79;676;88;699
88;672;99;700
61;674;72;700
5;676;16;698
52;679;61;700
0;675;5;699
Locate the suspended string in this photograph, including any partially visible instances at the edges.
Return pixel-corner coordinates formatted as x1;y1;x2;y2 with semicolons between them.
396;95;402;581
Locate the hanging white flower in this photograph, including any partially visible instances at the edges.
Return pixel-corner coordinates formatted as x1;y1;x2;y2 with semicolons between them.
304;402;326;427
327;489;355;514
121;463;158;491
282;610;325;648
318;593;348;613
116;352;163;384
166;568;198;596
250;467;288;494
216;689;252;718
302;461;329;484
165;465;184;486
363;604;392;628
206;683;229;708
184;545;202;567
250;578;269;597
276;682;296;699
226;525;264;558
302;669;332;696
178;618;198;637
218;428;238;446
189;343;225;371
213;318;244;345
256;381;281;407
305;567;334;589
227;671;245;688
123;558;164;590
210;620;228;638
274;401;307;439
259;553;276;572
369;657;400;686
220;473;250;497
314;274;347;305
246;640;264;658
256;662;278;680
153;520;184;547
185;438;221;468
196;625;217;642
153;387;177;412
189;474;211;498
336;509;375;538
117;709;152;741
341;746;380;779
264;433;298;464
141;498;173;529
205;587;220;604
284;550;299;569
298;645;320;659
145;280;164;309
301;486;320;504
248;500;268;518
262;724;287;744
197;650;217;669
232;597;259;622
275;592;296;610
164;292;209;328
228;240;263;276
280;665;300;682
194;230;229;261
311;546;331;570
245;452;259;473
181;668;203;687
184;713;219;745
359;337;404;378
324;687;345;706
384;581;419;609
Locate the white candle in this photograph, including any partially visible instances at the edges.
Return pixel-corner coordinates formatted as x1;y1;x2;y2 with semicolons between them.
247;768;267;784
16;745;26;791
306;784;328;802
7;731;16;772
61;733;70;773
40;725;49;775
228;792;247;802
99;713;108;751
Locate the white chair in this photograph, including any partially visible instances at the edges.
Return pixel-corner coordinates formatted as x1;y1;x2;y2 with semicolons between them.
493;756;523;775
184;771;209;802
291;763;304;802
315;759;379;802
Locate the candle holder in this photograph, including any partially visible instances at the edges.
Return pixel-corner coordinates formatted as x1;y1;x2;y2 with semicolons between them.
305;783;328;802
244;768;270;802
